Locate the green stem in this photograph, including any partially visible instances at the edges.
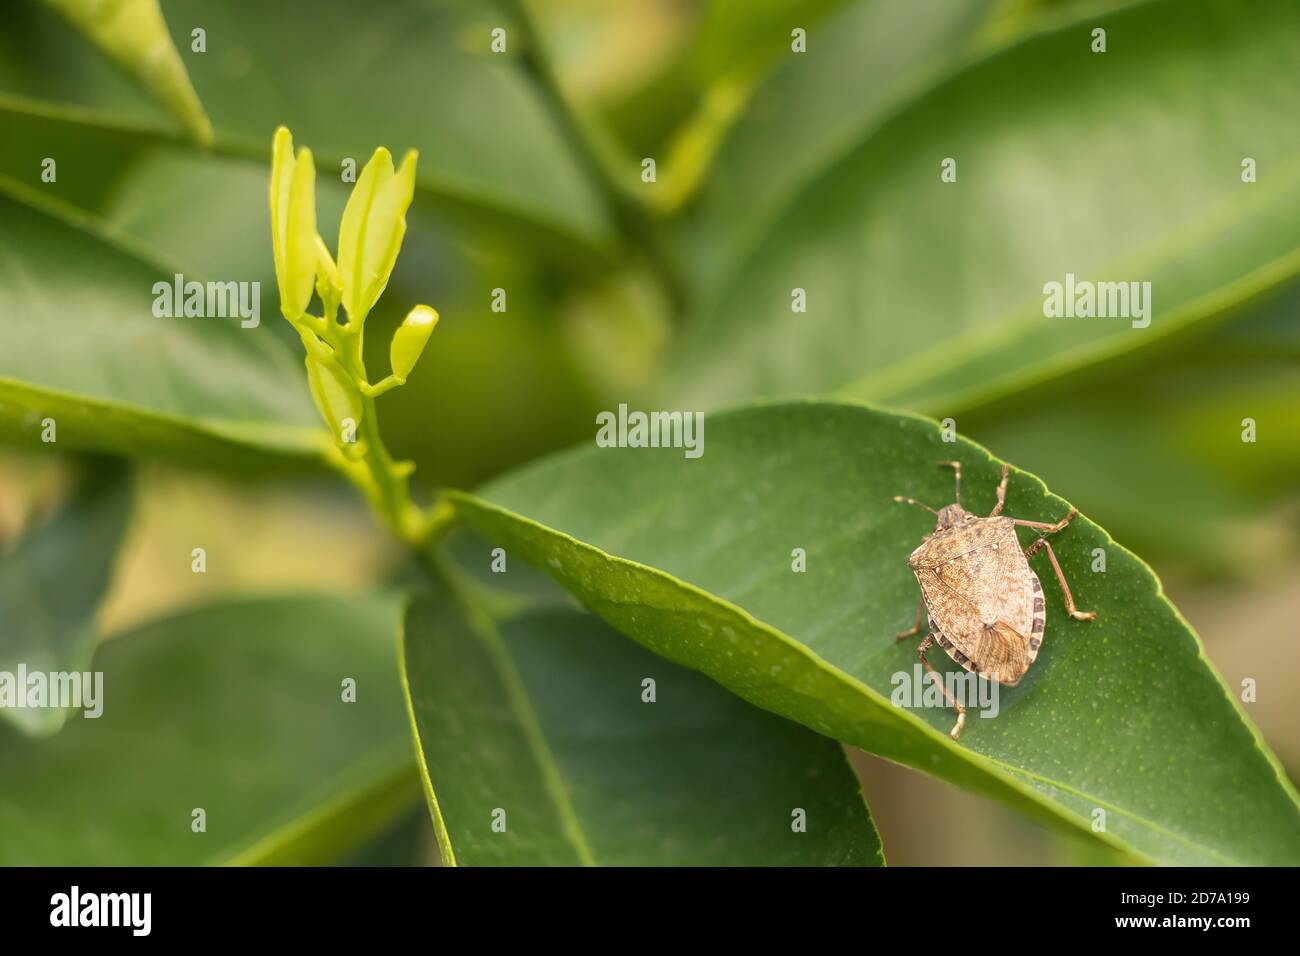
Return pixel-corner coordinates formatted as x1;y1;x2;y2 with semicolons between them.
332;323;422;545
504;0;687;315
290;300;457;550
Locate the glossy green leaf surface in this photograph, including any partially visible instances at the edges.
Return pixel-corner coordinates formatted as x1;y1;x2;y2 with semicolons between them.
0;182;324;469
1;0;612;250
0;594;414;865
449;400;1300;865
402;588;883;865
672;0;1300;415
0;459;131;736
690;0;995;278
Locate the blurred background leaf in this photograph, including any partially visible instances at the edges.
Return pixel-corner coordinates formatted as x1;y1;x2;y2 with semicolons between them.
37;0;212;143
0;457;130;736
0;593;416;865
338;805;439;866
0;182;324;469
2;0;613;255
685;0;997;277
668;0;1300;418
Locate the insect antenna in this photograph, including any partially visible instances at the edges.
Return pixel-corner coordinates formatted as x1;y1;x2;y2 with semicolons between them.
938;460;962;505
892;496;938;515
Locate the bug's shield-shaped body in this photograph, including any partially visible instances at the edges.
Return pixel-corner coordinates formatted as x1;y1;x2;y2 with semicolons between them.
908;516;1045;686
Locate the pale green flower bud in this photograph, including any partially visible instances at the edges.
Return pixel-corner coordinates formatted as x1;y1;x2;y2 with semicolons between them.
389;305;439;381
337;146;418;325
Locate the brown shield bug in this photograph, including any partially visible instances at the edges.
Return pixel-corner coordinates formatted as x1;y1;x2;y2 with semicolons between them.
893;461;1095;739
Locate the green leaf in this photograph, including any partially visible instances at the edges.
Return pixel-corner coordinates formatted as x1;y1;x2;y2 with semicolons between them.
402;584;883;866
38;0;212;144
672;0;1300;415
0;593;417;865
0;179;325;470
690;0;996;274
0;458;131;736
447;400;1300;865
0;0;613;252
0;100;151;216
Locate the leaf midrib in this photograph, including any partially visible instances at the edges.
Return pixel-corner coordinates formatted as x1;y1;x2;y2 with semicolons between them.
843;159;1300;411
471;611;598;867
219;742;417;866
401;596;598;867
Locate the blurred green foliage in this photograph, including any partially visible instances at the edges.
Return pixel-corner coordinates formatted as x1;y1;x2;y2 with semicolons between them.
0;0;1296;865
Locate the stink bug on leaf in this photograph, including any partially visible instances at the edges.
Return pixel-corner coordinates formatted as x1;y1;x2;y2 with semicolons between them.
893;461;1095;739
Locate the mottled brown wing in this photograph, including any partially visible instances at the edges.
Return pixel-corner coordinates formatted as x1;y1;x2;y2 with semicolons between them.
916;570;1033;684
911;518;1043;685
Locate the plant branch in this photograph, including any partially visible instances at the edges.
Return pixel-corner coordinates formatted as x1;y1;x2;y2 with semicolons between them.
504;0;688;315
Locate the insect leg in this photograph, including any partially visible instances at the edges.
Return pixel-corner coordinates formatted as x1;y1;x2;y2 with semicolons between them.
894;599;926;641
892;495;937;515
1013;507;1078;534
988;463;1010;516
918;634;967;738
938;460;961;505
1025;538;1096;620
